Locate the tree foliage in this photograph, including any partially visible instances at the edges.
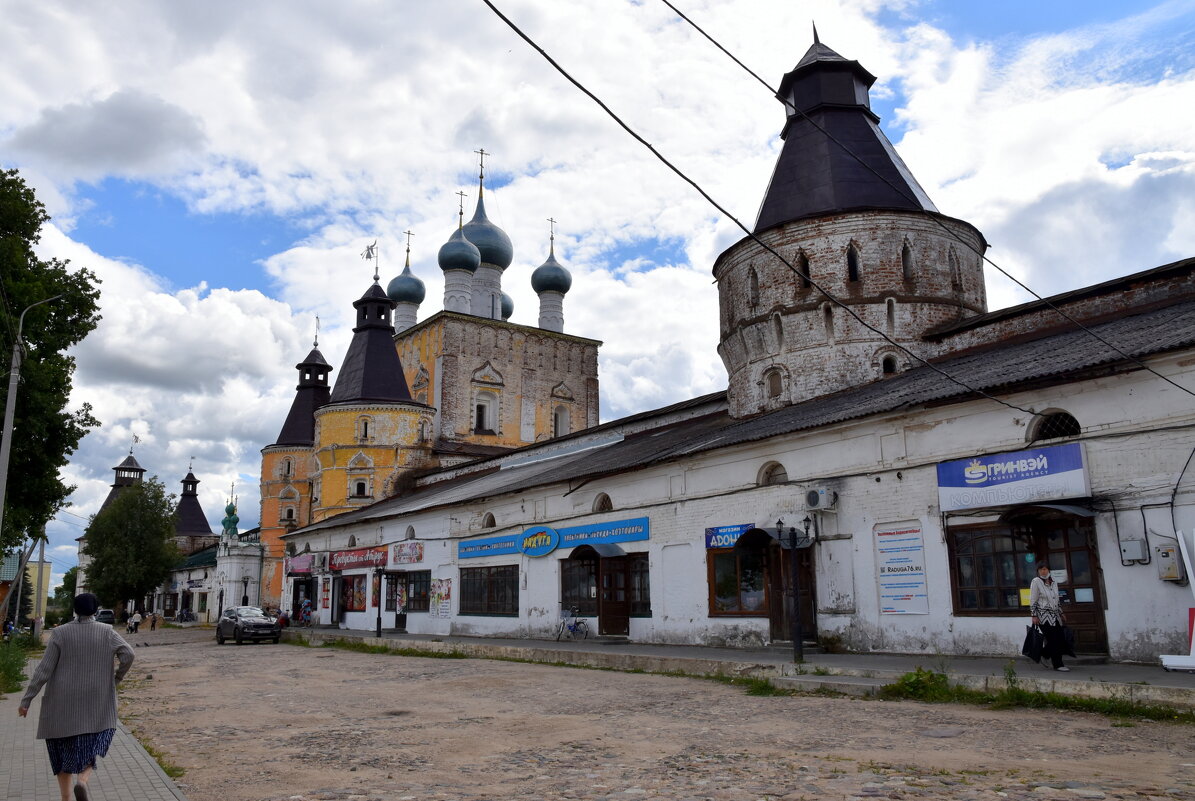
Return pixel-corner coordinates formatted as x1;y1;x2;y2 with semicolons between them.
82;477;180;608
52;565;77;612
0;169;102;551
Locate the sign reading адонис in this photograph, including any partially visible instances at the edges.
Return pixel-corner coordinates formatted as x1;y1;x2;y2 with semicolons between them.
329;546;388;571
458;517;650;559
704;524;752;549
936;443;1088;513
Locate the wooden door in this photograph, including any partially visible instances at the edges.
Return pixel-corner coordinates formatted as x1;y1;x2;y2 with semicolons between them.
1034;519;1107;654
768;542;817;642
599;556;630;636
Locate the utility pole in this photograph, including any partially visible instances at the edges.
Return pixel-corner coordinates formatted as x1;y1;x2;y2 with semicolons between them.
33;535;46;638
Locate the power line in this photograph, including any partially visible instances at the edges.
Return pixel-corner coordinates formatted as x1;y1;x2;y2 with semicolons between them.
658;0;1195;401
480;0;1036;417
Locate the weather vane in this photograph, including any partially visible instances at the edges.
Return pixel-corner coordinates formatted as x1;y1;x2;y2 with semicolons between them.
361;240;379;282
314;316;320;348
130;433;140;454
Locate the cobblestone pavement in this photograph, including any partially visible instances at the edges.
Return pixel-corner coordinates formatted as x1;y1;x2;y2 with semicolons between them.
109;629;1195;801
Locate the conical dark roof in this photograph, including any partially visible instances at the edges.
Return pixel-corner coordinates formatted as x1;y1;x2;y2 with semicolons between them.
98;452;146;512
175;472;213;536
274;346;333;446
328;283;413;404
754;38;937;233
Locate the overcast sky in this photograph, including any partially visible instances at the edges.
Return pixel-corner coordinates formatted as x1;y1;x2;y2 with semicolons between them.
2;0;1193;588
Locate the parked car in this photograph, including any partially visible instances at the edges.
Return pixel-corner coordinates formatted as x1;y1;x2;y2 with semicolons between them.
216;606;281;645
94;609;116;625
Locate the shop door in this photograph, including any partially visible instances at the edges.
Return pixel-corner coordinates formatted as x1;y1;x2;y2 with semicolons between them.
1031;519;1108;654
767;543;817;643
599;556;630;636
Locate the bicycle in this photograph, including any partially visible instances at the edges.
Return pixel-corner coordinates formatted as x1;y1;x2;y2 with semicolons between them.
555;607;590;641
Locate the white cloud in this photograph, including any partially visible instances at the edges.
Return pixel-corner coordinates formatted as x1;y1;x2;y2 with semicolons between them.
3;0;1192;572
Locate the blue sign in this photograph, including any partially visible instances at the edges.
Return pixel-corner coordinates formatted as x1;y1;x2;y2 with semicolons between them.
519;525;561;557
937;443;1088;512
458;517;650;559
705;524;752;549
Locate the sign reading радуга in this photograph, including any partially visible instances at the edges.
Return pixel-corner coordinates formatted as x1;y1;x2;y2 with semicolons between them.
936;443;1088;513
457;517;650;559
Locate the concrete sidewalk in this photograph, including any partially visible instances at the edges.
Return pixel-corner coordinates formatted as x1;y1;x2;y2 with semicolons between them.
290;627;1195;708
1;669;189;801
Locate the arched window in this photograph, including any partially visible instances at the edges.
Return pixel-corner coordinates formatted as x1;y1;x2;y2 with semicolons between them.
553;405;570;438
404;525;416;540
284;507;296;521
1029;411;1081;443
882;355;898;375
347;535;357;547
949;249;962;292
901;242;914;279
475;391;497;434
885;298;896;335
847;244;860;283
354;481;368;497
282;457;293;477
759;462;788;486
771;313;784;350
823;304;835;343
765;370;783;399
481;512;496;529
593;493;613;513
748;268;760;308
797;251;812;290
356;415;373;442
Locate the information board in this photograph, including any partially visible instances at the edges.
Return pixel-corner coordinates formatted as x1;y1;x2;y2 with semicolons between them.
875;522;929;615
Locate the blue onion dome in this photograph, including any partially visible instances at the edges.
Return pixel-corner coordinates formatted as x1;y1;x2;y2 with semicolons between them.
462;193;514;269
437;226;481;273
387;262;426;304
531;248;572;294
500;291;514;320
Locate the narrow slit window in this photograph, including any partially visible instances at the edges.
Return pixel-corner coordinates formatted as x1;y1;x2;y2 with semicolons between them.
847;245;860;283
797;252;811;289
901;243;914;279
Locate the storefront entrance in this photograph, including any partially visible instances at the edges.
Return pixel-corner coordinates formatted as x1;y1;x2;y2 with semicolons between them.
767;541;817;644
290;578;315;618
561;547;650;637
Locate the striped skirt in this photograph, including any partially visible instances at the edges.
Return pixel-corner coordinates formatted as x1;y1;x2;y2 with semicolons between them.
45;728;115;775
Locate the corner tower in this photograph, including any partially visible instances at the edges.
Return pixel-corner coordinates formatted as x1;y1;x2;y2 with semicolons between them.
313;268;434;522
714;34;988;418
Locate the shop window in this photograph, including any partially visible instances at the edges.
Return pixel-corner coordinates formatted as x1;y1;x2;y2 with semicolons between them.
1029;411;1081;443
758;462;787;486
629;553;651;617
592;493;613;513
197;593;208;614
561;557;598;616
340;574;367;612
707;548;768;615
387;570;431;612
460;565;519;616
947;525;1037;614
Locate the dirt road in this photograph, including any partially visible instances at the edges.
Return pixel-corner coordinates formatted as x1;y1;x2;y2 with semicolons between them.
116;627;1195;801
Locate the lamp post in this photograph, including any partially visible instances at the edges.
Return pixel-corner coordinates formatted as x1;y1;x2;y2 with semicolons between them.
374;566;384;637
0;295;63;541
777;515;817;663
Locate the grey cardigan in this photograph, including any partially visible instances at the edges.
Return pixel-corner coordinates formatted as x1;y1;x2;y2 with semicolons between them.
20;617;135;739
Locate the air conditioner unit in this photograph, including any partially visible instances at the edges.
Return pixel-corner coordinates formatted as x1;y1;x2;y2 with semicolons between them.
805;487;838;509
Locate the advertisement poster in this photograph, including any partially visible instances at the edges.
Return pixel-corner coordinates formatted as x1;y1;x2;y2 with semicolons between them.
391;541;425;565
430;578;452;618
875;522;929;615
372;573;381;608
321;577;331;609
329;546;388;571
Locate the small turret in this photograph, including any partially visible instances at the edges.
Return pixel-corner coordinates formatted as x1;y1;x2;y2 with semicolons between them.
532;222;572;333
388;234;425;331
462;149;512;319
440;191;481;313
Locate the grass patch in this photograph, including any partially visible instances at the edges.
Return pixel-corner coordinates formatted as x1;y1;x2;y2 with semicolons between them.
0;640;29;694
879;665;1195;724
709;675;790;696
134;734;185;778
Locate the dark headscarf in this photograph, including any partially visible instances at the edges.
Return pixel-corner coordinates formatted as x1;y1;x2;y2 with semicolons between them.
73;592;100;617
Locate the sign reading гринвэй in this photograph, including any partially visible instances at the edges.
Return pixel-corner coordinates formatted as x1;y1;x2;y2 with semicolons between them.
457;517;650;559
936;442;1088;513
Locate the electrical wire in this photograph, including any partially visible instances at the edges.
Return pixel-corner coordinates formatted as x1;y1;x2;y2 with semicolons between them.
480;0;1037;417
658;0;1195;401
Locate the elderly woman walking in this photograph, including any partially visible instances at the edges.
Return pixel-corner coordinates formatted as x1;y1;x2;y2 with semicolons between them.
17;593;135;801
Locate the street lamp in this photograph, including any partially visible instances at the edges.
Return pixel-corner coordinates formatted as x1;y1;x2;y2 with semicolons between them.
0;295;63;542
777;515;818;663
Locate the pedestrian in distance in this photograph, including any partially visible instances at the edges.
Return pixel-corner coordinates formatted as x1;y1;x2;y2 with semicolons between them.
129;611;142;634
17;592;135;801
149;612;157;631
1030;562;1069;672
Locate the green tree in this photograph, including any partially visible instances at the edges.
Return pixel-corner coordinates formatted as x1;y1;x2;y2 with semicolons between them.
52;565;77;612
0;169;102;552
82;477;180;609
